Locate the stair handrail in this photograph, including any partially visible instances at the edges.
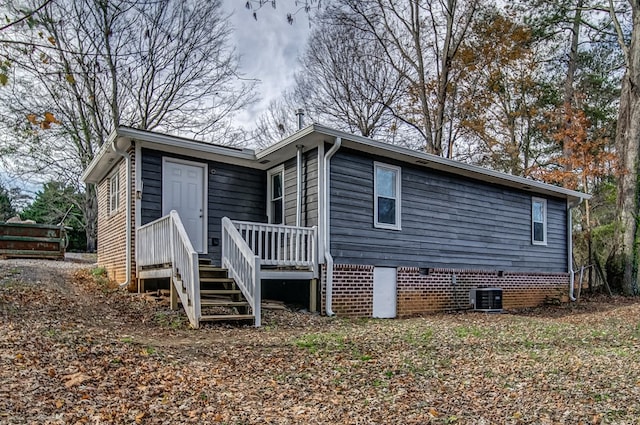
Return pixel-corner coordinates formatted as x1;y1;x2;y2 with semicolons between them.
221;217;261;327
136;211;200;328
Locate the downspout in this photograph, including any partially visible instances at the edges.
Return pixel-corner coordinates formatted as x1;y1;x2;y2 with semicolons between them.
295;109;305;227
324;137;342;316
567;197;584;301
296;145;303;227
112;137;132;289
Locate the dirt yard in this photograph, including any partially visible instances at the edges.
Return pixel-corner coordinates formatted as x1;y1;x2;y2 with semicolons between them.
1;258;640;424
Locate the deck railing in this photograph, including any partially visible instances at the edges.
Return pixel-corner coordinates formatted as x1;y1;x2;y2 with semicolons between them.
232;220;317;274
137;211;201;328
221;217;261;327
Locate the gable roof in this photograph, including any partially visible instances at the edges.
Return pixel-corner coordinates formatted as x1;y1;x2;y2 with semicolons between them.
82;124;590;205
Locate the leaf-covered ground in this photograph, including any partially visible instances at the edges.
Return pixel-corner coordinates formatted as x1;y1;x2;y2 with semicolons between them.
1;259;640;424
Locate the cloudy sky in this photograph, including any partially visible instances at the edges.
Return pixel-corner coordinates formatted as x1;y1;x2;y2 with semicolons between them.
221;1;312;128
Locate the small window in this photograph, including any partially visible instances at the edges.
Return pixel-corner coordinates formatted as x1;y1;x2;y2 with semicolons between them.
109;172;120;214
532;197;546;245
374;162;401;230
267;166;284;224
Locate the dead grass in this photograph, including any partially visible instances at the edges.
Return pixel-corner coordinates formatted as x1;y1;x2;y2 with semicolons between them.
1;261;640;424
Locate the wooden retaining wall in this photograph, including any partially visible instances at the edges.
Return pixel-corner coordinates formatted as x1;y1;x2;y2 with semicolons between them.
0;222;67;260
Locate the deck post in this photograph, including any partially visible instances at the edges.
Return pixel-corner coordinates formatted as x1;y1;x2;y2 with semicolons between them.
309;278;318;313
253;255;261;327
170;282;178;311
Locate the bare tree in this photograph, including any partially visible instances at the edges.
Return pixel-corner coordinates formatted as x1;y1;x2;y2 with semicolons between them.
338;0;480;157
293;6;405;139
251;95;305;149
0;0;256;250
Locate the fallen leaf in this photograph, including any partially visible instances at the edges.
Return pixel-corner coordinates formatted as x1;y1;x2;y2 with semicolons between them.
63;372;90;388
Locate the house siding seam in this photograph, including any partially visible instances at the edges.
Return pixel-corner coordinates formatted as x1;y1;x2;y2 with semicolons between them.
320;264;568;318
96;155;130;283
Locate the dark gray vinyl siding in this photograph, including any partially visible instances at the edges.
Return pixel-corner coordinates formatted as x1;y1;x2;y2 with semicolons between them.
140;148;266;264
282;149;319;228
330;149;567;273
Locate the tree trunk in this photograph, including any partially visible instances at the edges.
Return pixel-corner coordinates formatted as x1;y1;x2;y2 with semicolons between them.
615;17;640;295
84;184;98;252
562;0;583;181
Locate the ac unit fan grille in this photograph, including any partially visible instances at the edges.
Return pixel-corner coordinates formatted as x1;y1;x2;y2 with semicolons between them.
470;288;503;312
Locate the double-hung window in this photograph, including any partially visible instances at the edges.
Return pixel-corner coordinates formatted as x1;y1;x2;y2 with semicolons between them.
267;166;284;224
532;197;547;245
374;162;401;230
109;172;119;214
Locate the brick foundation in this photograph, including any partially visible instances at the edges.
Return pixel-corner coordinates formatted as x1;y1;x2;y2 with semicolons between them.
321;264;374;317
321;264;569;318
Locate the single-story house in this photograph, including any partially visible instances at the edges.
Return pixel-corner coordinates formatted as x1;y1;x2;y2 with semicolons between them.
81;124;590;327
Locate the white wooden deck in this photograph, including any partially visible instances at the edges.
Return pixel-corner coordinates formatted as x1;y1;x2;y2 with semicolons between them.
136;213;318;327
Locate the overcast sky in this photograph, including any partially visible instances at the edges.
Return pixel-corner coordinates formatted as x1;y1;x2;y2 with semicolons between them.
221;1;312;129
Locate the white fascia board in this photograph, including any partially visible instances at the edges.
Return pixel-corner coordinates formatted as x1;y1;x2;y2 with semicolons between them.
115;127;256;160
255;124;318;159
82;127;258;184
306;124;591;203
81;130;120;184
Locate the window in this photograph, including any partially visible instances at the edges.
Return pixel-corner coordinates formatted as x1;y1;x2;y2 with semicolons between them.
532;197;546;245
109;172;119;214
374;162;401;230
267;166;284;224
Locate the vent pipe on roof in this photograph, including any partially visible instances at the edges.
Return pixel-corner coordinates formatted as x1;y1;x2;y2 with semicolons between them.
296;109;305;130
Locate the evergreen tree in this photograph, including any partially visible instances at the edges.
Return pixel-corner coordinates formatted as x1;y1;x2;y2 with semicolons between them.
21;181;86;250
0;183;16;221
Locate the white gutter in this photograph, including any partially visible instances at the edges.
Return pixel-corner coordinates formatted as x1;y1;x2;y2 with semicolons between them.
567;198;584;301
296;145;303;227
323;137;341;316
111;137;132;290
134;142;142;291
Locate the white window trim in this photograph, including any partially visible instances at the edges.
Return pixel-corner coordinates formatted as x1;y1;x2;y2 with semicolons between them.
267;165;285;224
532;197;547;245
109;170;120;215
374;162;402;230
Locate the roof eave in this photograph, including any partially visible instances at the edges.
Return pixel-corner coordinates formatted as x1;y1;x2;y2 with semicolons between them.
80;130;120;184
82;127;258;184
303;124;591;202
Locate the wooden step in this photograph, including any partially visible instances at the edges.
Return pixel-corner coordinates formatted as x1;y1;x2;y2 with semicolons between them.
200;289;241;296
200;314;254;322
199;277;234;284
198;258;213;265
199;265;226;272
200;299;249;307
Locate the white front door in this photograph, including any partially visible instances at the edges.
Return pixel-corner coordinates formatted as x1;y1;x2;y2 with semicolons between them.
373;267;397;318
162;159;206;253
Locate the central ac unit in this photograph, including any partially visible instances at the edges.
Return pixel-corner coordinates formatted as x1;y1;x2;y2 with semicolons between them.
469;288;503;312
